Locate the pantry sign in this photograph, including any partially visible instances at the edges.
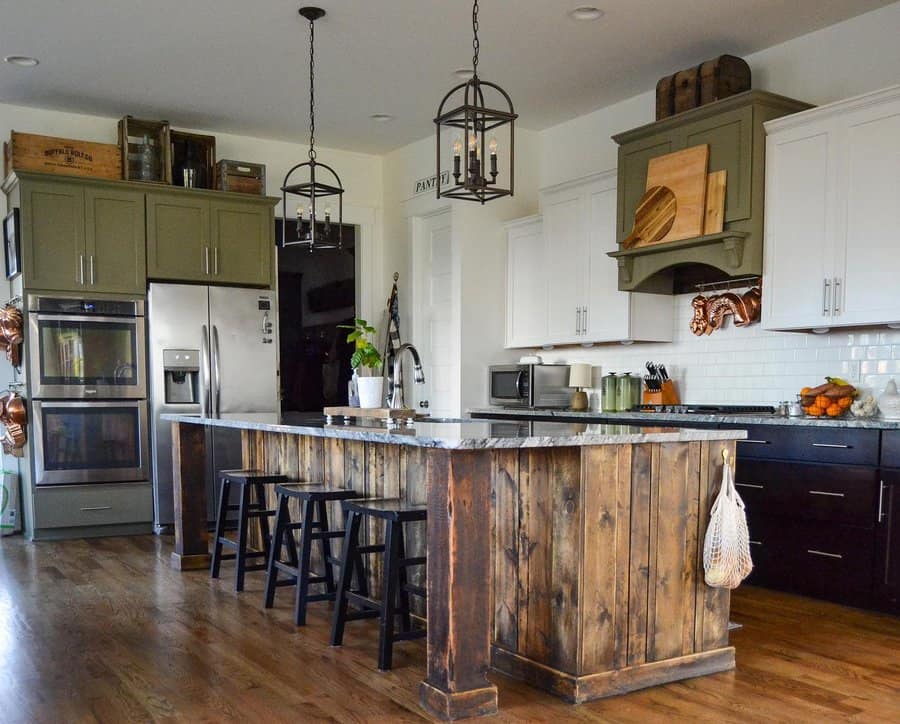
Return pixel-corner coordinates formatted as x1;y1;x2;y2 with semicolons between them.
413;170;450;196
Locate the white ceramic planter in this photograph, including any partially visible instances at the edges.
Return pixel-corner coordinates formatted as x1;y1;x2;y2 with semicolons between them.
357;376;384;409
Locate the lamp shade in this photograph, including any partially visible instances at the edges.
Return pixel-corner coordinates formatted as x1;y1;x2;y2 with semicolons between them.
568;363;592;389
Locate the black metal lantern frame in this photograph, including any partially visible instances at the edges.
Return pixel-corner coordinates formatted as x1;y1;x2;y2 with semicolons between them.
281;6;344;251
434;0;517;204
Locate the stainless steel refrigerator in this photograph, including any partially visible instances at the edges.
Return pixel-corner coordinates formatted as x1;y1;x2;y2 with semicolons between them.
148;283;278;531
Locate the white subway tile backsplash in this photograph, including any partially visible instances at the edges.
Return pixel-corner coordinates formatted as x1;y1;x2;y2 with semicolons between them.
537;292;899;405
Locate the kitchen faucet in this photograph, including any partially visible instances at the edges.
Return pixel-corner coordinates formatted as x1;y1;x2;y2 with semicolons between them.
389;343;425;409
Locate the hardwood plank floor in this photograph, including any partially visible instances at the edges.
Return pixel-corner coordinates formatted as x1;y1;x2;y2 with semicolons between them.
0;534;897;723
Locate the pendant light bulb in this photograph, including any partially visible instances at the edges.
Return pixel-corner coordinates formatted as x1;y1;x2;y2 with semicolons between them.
452;136;463;156
488;137;498;155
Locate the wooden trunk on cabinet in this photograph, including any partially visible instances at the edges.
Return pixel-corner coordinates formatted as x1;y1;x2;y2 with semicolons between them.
505;172;673;348
763;85;900;331
16;173;146;295
613;91;811;293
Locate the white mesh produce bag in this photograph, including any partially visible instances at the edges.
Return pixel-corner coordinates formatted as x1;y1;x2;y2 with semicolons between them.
703;451;753;589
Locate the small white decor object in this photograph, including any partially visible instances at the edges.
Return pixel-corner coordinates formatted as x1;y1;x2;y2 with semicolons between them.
851;394;878;418
518;355;542;364
879;378;900;420
703;449;753;589
357;376;385;409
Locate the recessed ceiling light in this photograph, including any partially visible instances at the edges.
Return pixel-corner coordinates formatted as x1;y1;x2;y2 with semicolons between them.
369;113;394;123
3;55;39;67
568;6;604;22
453;67;474;79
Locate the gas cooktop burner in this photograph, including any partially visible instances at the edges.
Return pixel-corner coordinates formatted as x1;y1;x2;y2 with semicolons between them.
635;404;777;415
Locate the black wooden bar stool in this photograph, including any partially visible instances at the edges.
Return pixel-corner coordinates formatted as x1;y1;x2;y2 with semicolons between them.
210;469;287;591
263;483;364;625
330;498;427;671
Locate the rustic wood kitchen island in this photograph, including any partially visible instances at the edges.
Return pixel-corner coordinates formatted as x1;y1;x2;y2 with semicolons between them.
162;413;745;720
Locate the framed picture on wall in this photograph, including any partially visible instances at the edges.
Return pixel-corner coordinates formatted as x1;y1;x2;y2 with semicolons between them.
3;209;20;280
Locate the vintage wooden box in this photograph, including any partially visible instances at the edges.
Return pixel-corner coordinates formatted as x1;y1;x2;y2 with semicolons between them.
656;55;751;120
170;130;216;189
3;131;122;180
117;115;172;184
216;159;266;195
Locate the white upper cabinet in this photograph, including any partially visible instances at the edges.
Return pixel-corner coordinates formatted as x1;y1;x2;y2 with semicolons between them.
504;171;673;348
763;85;900;331
505;216;547;348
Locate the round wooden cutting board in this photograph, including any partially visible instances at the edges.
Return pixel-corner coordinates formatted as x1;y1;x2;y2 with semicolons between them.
622;185;677;249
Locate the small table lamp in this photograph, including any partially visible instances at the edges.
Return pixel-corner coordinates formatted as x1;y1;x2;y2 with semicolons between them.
568;363;592;411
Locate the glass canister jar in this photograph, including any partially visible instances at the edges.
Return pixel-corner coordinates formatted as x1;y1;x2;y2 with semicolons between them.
616;372;639;412
601;373;617;412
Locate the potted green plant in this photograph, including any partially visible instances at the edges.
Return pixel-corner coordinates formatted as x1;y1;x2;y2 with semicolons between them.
338;318;384;408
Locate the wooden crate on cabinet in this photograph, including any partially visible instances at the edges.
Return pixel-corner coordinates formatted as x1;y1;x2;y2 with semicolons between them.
118;116;172;184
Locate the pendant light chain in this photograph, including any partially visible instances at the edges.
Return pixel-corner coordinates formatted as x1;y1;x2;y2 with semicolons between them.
308;13;316;161
471;0;479;78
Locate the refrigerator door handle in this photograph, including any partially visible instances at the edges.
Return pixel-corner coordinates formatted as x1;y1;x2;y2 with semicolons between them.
200;325;211;417
212;325;222;418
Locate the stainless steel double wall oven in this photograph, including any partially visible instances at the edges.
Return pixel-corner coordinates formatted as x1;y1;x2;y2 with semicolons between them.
28;294;150;486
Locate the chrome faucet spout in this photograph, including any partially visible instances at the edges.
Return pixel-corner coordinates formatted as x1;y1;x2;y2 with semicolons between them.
390;343;425;409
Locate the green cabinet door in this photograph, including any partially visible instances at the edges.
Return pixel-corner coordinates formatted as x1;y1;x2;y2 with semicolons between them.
146;193;210;282
21;179;86;291
84;187;146;295
209;199;272;287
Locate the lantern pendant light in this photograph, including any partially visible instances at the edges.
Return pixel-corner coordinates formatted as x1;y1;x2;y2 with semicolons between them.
281;6;344;250
434;0;517;204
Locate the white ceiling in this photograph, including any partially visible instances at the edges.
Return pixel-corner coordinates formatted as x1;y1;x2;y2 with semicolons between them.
0;0;893;154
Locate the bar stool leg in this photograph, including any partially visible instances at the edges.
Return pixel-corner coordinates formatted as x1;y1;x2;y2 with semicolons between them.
330;509;362;647
395;523;412;633
254;482;272;561
317;499;337;594
378;519;399;671
264;493;289;609
210;478;230;579
234;482;252;592
294;497;316;626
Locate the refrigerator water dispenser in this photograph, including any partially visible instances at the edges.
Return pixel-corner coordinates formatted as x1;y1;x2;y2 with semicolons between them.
163;349;199;404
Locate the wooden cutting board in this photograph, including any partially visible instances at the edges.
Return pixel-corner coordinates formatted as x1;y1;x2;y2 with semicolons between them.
644;144;709;244
623;186;677;249
703;169;727;234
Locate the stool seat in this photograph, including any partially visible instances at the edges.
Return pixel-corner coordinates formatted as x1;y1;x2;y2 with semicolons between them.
344;498;427;522
220;469;288;485
275;483;360;502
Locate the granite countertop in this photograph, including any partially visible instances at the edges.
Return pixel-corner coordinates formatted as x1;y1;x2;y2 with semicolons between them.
161;412;745;449
467;407;900;430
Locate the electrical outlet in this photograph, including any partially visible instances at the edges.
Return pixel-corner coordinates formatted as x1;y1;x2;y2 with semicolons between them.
844;360;861;384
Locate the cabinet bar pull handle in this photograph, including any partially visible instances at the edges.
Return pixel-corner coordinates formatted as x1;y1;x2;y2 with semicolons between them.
808;490;844;498
213;247;219;275
807;549;842;560
878;480;886;523
811;443;851;449
205;246;210;275
80;505;112;512
79;254;84;285
736;482;764;489
823;278;831;315
749;540;762;546
739;439;769;445
584;306;588;334
833;277;841;314
576;307;581;335
89;255;95;285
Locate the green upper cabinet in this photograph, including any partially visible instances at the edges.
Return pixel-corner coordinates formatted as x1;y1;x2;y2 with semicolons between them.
146;193;210;282
84;187;146;295
209;199;272;287
13;173;146;295
147;193;274;287
20;178;86;292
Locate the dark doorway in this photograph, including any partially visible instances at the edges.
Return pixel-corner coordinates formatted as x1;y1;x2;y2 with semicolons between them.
276;219;356;412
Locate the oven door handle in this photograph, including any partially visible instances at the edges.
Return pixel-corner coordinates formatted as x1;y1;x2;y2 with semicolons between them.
200;325;211;418
211;325;222;419
515;370;526;401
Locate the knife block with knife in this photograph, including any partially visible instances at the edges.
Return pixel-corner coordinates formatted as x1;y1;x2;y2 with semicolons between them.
642;361;680;405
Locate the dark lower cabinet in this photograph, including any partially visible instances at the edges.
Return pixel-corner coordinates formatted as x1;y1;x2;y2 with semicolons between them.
874;471;899;614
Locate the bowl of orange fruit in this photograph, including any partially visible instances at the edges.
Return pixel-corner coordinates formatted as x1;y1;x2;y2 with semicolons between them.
800;377;857;418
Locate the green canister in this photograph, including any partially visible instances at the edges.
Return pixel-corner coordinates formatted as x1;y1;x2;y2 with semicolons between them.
601;373;617;412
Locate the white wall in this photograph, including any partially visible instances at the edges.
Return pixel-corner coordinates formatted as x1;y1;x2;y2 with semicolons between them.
527;1;900;406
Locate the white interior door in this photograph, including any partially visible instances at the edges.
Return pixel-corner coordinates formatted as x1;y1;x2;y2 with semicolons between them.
413;209;457;417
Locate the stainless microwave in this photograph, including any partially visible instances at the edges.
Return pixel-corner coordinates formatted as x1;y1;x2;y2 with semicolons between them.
489;364;571;409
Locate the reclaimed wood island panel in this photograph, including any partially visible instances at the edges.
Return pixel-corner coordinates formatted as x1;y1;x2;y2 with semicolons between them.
162;413;744;719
